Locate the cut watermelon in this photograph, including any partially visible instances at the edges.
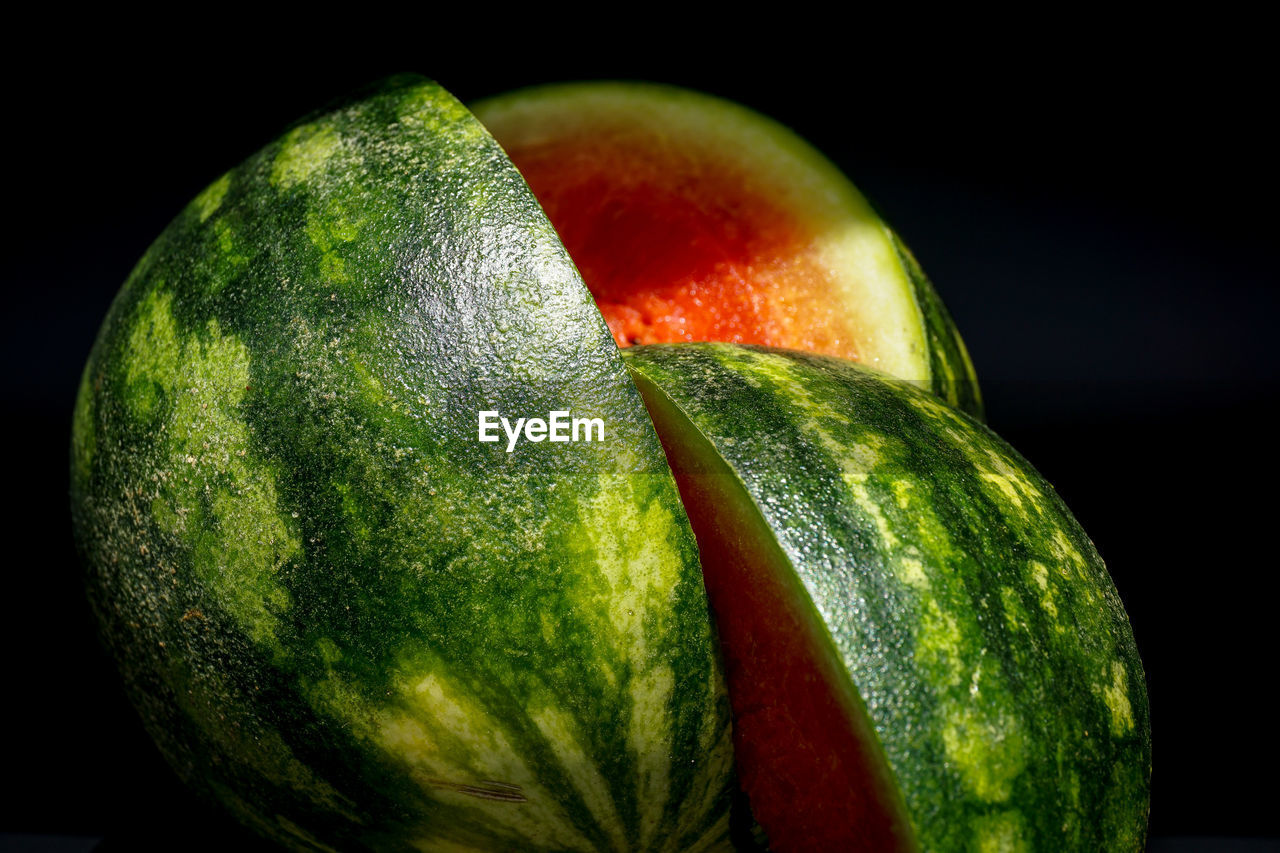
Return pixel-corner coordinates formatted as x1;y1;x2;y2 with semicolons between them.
71;75;1147;852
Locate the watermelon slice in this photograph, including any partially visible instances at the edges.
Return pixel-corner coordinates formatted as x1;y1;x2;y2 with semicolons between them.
625;343;1151;852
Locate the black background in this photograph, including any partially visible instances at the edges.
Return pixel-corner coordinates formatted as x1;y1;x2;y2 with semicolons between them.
5;16;1276;849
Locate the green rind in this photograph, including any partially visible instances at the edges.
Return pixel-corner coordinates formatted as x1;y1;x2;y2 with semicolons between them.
623;343;1149;852
72;76;734;852
473;83;983;420
887;232;984;418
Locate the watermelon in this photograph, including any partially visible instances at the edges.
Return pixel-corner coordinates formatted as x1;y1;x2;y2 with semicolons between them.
623;343;1151;852
71;75;736;852
70;72;1148;852
473;83;982;418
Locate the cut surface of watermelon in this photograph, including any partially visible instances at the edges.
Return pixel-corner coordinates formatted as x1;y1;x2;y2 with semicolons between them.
475;83;968;397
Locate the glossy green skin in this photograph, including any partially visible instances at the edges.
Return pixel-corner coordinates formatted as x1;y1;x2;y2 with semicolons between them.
71;76;735;852
624;344;1150;853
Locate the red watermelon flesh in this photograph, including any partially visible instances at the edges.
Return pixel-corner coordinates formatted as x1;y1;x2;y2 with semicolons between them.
499;133;862;361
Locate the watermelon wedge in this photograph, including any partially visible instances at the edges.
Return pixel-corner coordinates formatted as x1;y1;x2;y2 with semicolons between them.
624;343;1151;852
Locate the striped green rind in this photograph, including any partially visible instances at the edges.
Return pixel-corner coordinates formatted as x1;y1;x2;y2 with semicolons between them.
473;83;982;419
622;343;1150;852
71;76;734;852
888;232;984;418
